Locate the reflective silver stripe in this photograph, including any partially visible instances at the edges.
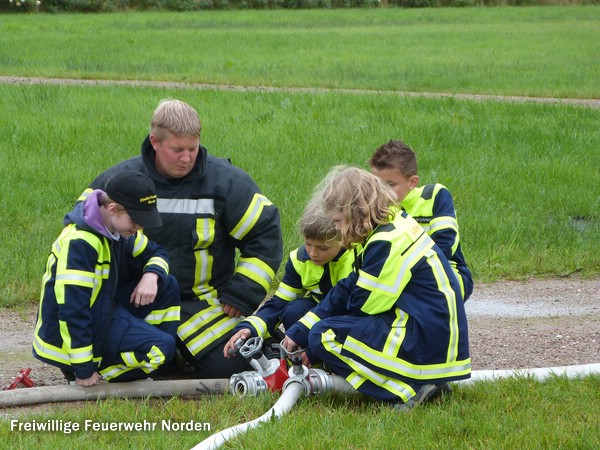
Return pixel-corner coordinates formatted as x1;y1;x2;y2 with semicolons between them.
193;217;215;298
429;217;458;234
246;316;268;337
33;336;70;364
231;194;272;240
132;233;148;255
383;308;408;355
146;256;169;273
157;198;215;215
299;311;320;329
145;307;180;324
358;236;432;295
321;330;414;399
427;252;460;362
344;336;471;378
56;273;96;285
346;372;365;389
193;248;211;298
274;284;302;301
68;348;94;361
187;316;240;355
101;346;165;380
178;305;224;340
238;259;274;290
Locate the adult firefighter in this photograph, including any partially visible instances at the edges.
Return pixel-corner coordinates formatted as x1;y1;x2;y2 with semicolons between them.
80;99;283;378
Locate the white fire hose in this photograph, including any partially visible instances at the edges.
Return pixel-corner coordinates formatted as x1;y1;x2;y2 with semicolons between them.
191;368;355;450
191;362;600;450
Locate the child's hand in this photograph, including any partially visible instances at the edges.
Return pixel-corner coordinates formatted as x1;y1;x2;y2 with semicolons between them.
223;328;251;358
282;336;300;353
130;272;159;307
77;372;101;387
282;336;311;367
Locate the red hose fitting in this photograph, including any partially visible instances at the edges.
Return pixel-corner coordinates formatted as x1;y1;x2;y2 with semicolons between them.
6;368;34;390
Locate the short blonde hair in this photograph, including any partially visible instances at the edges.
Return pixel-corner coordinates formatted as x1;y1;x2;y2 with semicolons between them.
316;166;398;248
151;99;202;141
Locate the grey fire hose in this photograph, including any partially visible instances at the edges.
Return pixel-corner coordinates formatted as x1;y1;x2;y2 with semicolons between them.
0;379;229;408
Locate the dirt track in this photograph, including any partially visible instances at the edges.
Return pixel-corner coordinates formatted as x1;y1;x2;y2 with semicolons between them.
1;278;598;390
1;76;599;109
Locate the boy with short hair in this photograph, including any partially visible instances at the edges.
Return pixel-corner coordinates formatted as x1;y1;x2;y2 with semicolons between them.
368;140;473;301
33;171;180;386
223;201;355;356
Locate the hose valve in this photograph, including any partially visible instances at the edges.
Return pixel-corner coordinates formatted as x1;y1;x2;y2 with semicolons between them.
280;340;309;380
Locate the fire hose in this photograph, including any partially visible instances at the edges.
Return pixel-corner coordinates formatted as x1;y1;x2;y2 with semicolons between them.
0;379;229;408
191;340;356;450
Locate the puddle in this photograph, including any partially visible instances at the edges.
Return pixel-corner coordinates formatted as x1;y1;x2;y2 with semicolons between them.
465;299;599;317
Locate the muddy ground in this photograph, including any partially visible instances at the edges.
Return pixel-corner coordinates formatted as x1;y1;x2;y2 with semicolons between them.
1;277;598;391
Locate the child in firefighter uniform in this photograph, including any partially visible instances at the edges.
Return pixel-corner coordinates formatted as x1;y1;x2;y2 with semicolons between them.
223;200;355;356
369;139;473;301
33;171;180;386
283;167;471;409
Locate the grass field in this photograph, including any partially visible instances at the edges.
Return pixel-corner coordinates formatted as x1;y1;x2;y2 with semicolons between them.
0;6;599;449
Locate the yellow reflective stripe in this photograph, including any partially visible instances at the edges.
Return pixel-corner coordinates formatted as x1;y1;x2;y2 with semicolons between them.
346;372;366;390
246;316;268;337
430;215;460;254
100;346;166;380
192;218;215;299
298;311;320;330
344;334;471;380
33;335;70;365
178;304;224;341
145;256;169;274
320;329;415;401
359;234;433;314
237;257;275;292
132;232;148;256
53;226;111;308
186;316;239;356
230;193;273;240
274;282;303;302
427;251;460;363
76;188;93;203
429;215;458;235
144;306;180;325
450;263;466;298
383;308;408;356
33;335;102;369
58;319;94;363
55;271;96;288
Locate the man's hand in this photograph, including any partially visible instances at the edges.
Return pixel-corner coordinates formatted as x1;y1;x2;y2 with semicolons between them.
223;328;252;358
221;303;243;318
130;272;159;307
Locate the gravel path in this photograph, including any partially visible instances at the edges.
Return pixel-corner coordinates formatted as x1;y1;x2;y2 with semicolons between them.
1;278;598;390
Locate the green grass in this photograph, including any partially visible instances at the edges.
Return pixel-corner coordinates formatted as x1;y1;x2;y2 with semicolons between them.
1;82;599;308
2;376;599;448
0;7;599;98
0;85;600;306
